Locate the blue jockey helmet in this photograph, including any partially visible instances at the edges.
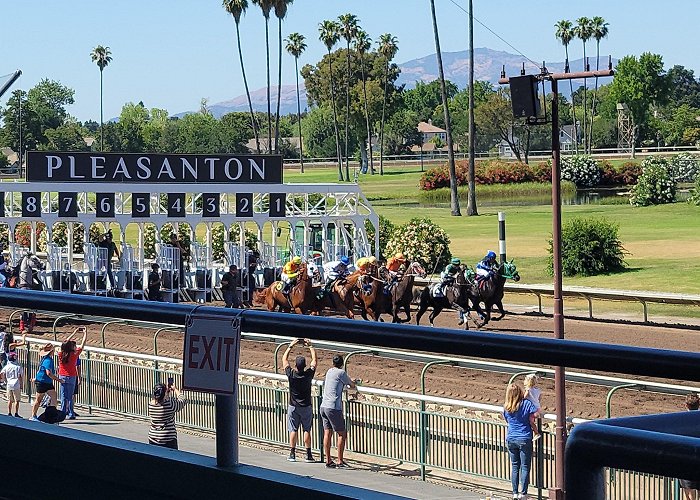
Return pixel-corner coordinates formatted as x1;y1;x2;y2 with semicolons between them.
486;250;496;260
340;256;350;265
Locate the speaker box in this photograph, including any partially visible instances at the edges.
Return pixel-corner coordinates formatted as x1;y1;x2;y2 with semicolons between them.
509;75;540;118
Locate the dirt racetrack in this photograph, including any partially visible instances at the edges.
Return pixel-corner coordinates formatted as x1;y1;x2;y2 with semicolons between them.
6;301;700;420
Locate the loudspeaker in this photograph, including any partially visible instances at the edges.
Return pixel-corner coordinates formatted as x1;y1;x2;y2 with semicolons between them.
509;75;540;118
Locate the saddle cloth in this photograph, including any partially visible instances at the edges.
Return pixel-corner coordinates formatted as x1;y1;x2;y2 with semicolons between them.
430;284;444;298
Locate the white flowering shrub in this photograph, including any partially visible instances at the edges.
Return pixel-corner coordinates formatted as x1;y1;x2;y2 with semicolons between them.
384;218;451;272
561;155;601;188
688;176;700;206
669;153;700;183
51;222;86;253
630;159;677;206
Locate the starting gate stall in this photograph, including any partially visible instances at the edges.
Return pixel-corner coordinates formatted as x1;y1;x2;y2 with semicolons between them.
0;151;379;301
83;243;109;295
119;243;143;299
9;243;29;267
189;242;212;303
157;244;180;303
46;243;74;292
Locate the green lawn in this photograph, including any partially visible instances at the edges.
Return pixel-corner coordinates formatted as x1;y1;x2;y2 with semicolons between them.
283;165;699;294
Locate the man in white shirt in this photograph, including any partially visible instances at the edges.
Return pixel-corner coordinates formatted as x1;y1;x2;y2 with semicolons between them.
0;352;24;417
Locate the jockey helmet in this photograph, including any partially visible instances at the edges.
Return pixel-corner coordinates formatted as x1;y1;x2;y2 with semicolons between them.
395;252;405;260
340;256;350;265
486;250;496;260
368;256;377;264
450;258;461;265
292;256;302;265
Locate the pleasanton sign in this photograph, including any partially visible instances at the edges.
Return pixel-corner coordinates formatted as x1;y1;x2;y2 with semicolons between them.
26;151;283;184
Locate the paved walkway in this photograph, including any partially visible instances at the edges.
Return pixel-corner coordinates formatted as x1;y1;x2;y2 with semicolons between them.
12;400;499;499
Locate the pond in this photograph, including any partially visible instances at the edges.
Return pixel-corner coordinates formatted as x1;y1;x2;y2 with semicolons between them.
371;187;693;209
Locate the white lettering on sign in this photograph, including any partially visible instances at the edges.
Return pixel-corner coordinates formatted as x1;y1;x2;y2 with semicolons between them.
91;156;106;179
183;315;241;395
46;155;62;178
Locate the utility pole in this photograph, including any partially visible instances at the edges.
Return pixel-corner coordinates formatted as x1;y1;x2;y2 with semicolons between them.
500;62;613;500
466;0;477;216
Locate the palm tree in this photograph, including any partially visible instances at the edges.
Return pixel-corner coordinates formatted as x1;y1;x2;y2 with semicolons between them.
589;16;609;152
285;32;306;172
338;13;359;181
555;19;578;154
574;17;593;153
355;30;374;175
319;20;344;181
90;45;112;151
273;0;293;154
377;34;398;176
466;0;477;216
252;0;275;152
428;0;460;216
223;0;260;154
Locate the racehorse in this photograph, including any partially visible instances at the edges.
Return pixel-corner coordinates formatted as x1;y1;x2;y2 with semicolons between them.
253;263;316;314
415;266;481;328
383;261;426;323
354;264;389;321
472;260;520;327
312;270;359;319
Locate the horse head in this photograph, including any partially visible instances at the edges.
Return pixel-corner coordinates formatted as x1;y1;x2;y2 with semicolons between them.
500;260;520;282
408;261;427;278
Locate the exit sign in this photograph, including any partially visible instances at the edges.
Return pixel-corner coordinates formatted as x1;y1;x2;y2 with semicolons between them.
182;314;241;395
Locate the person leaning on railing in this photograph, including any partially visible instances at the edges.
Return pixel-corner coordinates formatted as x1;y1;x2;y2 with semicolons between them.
148;380;186;450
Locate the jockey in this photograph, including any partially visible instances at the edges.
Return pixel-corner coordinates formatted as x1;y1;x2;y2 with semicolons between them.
355;256;377;293
439;258;461;292
281;256;302;293
386;253;406;274
476;251;498;282
323;256;351;287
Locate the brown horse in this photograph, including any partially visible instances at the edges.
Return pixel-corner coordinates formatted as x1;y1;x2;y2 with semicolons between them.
374;261;426;323
312;271;359;319
253;264;316;314
354;265;390;321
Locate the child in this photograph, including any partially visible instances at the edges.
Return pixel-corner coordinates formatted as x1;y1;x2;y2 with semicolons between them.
524;374;542;442
0;352;24;417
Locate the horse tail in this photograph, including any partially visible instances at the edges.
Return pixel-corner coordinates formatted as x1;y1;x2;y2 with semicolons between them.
253;288;269;305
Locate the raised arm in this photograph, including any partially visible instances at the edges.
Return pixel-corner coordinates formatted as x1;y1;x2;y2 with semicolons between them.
282;339;299;369
78;327;88;351
304;339;317;369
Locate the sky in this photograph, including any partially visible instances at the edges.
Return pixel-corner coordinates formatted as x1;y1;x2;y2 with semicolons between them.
1;0;698;122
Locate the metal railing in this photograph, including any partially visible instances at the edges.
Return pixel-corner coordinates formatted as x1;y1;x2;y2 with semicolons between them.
14;337;684;498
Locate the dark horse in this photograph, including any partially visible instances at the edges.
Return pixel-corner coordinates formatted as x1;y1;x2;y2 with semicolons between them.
415;267;481;328
472;260;520;327
383;261;426;323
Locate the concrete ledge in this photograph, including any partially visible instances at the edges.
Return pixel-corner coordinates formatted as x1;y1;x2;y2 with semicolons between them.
0;417;405;500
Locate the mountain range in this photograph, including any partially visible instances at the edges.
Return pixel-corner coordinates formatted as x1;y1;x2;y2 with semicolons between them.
181;48;615;118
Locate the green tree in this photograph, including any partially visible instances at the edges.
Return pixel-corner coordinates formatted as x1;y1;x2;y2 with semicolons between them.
301;106;338;158
377;33;398;176
90;45;112;151
608;53;670;143
429;0;460;215
666;65;700;109
41;122;91;152
475;89;523;161
555;19;579;153
117;102;150;152
355;29;374;174
404;80;458;122
383;108;421;154
338;13;359;181
273;0;292;153
657;104;700;146
574;17;592;152
223;0;261;153
0;80;75;154
285;32;307;172
219;112;256;153
252;0;275;151
318;20;343;180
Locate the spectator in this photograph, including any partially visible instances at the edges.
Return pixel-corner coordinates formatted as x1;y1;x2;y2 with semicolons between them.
221;265;241;309
19;311;36;333
282;338;317;463
168;233;188;287
4;330;27;360
148;263;163;301
148;381;186;450
503;383;538;500
30;344;62;422
679;393;700;499
0;352;23;417
58;327;87;420
524;374;542;442
73;356;82;415
320;354;357;469
245;250;259;308
0;325;7;369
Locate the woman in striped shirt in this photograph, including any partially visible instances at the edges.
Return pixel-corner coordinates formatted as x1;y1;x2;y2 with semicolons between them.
148;381;186;449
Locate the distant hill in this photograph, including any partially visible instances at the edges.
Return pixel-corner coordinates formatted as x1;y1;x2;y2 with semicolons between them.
174;48;615;117
396;47;616;89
